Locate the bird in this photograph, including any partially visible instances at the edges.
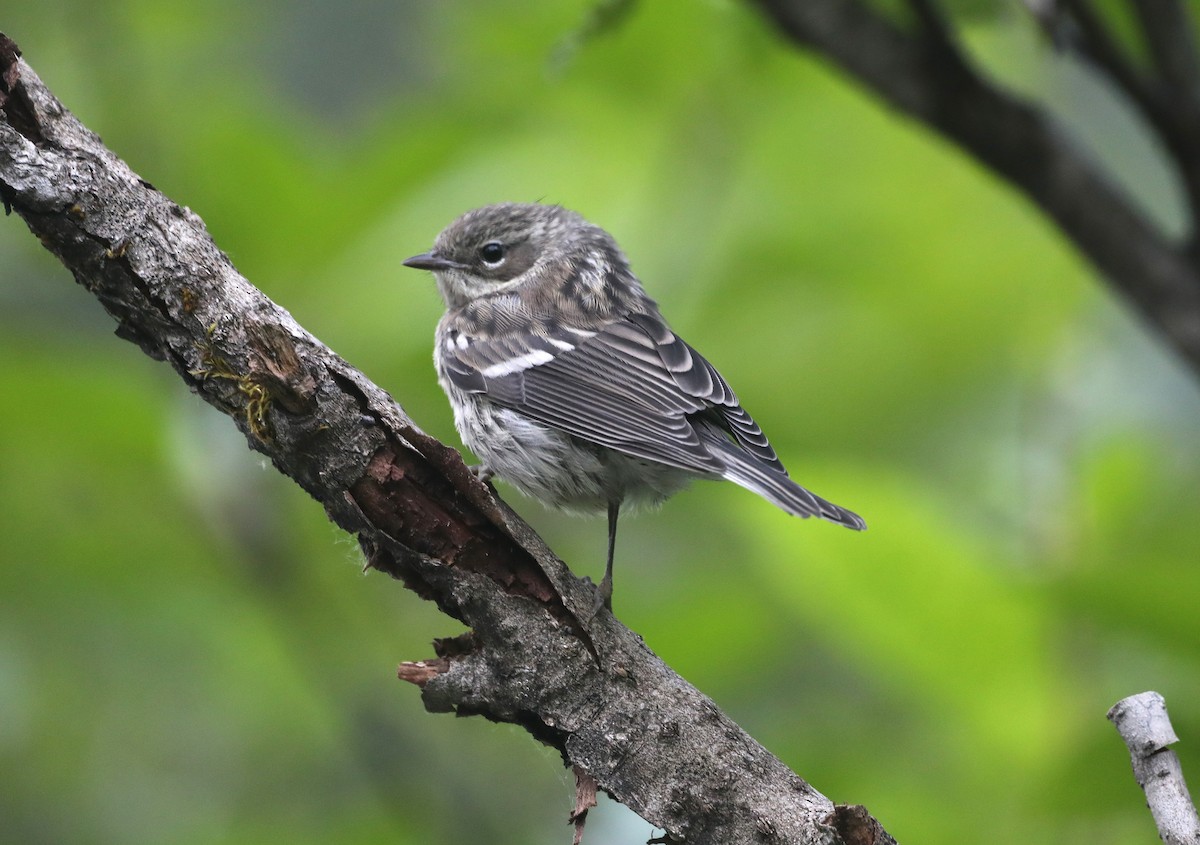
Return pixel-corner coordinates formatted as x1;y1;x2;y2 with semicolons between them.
403;203;864;611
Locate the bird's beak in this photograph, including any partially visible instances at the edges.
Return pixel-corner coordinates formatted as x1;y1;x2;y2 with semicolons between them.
403;251;463;272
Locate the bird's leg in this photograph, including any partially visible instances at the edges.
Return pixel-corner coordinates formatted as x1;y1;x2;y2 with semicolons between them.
595;500;620;613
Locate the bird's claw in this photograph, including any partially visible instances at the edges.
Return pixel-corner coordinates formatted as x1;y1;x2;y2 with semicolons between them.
469;463;495;483
576;576;612;621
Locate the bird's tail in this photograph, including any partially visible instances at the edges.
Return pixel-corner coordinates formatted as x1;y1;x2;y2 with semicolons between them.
702;430;866;530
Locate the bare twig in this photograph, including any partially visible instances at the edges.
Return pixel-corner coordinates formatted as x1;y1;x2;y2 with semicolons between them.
1108;691;1200;845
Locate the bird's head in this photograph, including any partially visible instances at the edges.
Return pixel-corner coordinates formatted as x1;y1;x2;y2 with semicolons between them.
403;203;632;312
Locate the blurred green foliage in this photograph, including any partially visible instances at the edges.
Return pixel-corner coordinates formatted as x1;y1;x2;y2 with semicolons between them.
2;1;1199;843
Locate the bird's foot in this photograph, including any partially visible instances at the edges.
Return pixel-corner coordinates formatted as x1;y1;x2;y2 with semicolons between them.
577;576;613;621
590;574;613;619
468;463;495;483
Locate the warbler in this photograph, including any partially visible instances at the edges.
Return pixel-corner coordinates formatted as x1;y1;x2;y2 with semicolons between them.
404;203;864;610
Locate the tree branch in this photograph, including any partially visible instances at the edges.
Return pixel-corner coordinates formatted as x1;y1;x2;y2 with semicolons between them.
1108;691;1200;845
751;0;1200;376
1057;0;1162;128
1132;0;1200;101
0;34;895;845
1060;0;1200;258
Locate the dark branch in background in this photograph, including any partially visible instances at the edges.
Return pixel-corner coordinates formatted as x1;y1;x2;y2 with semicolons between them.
1133;0;1200;102
1054;0;1200;254
0;34;895;845
1055;0;1160;126
751;0;1200;375
1108;691;1200;844
1133;0;1200;259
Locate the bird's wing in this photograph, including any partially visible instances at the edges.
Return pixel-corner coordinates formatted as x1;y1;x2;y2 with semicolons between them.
439;308;785;477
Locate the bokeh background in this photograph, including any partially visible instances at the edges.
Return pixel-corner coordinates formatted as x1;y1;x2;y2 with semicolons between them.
3;1;1199;843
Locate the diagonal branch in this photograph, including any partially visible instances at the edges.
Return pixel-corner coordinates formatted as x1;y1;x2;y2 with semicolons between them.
752;0;1200;377
0;34;894;845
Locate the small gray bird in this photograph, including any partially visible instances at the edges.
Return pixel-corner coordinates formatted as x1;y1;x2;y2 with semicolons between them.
404;203;864;610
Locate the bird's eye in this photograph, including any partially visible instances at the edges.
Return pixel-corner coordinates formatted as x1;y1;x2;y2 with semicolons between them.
479;241;506;265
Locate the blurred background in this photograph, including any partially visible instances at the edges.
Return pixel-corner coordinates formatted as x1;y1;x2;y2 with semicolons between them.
2;1;1199;843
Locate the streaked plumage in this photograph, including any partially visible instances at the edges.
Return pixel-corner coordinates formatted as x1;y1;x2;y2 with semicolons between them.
404;203;864;609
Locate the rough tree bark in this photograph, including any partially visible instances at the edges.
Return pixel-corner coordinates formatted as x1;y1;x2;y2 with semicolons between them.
752;0;1200;376
0;35;896;845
